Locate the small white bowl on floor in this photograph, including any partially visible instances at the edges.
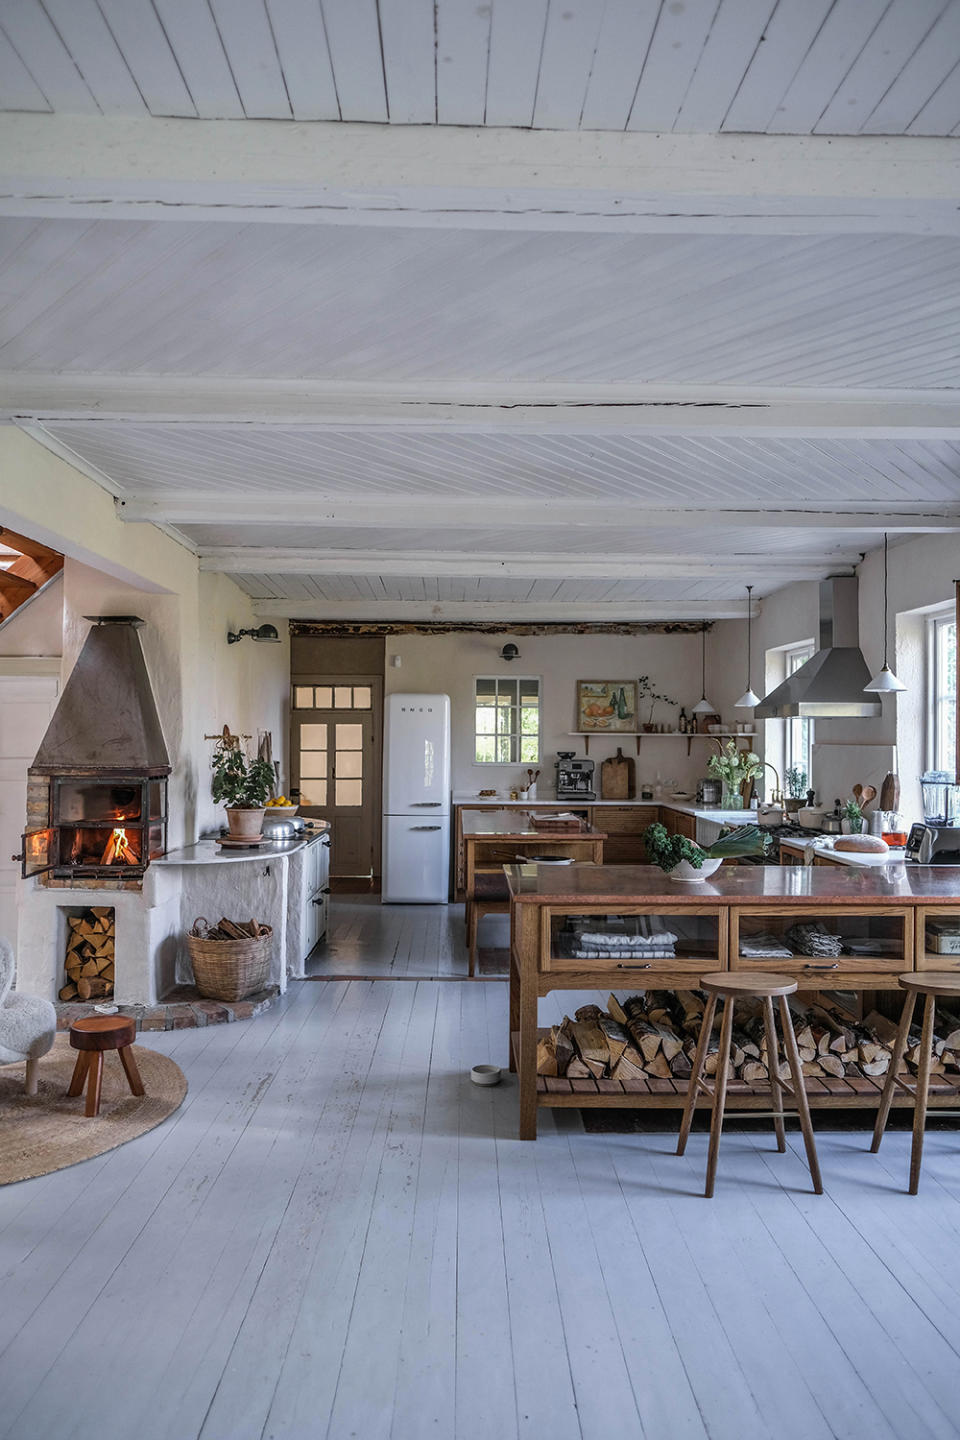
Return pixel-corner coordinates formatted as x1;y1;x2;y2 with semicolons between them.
470;1064;502;1086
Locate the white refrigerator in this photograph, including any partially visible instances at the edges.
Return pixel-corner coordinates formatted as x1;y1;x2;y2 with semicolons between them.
382;693;451;903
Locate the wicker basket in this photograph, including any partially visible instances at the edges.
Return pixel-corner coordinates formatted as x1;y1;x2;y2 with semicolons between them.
186;917;273;1001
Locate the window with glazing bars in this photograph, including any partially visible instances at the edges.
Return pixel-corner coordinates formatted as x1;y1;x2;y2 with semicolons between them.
475;677;540;764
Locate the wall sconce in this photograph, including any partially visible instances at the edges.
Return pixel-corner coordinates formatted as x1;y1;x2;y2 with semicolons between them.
227;623;281;645
500;643;520;662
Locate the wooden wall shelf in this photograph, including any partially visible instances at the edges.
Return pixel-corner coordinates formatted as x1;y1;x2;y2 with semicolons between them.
567;731;756;755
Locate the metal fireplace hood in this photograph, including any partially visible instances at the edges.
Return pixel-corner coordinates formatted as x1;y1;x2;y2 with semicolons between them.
754;577;882;720
32;616;171;775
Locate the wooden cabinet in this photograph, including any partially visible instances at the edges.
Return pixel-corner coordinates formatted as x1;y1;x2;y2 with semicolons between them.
916;907;960;972
593;805;658;864
661;808;697;841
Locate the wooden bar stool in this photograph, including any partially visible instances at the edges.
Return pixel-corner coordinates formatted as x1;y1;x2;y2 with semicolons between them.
677;973;823;1198
67;1015;144;1117
871;972;960;1194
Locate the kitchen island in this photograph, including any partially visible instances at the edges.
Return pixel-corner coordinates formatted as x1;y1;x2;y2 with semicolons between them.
452;795;748;895
507;862;960;1138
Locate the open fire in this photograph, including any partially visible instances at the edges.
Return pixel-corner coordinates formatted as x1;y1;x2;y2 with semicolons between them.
100;826;138;866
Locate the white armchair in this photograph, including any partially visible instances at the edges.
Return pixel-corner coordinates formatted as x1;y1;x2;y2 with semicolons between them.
0;937;57;1094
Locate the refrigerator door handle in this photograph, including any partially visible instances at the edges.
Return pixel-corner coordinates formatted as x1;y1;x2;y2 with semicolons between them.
410;825;442;831
410;801;443;806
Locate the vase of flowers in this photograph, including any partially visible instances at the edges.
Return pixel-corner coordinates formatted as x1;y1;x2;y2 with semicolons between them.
707;741;762;811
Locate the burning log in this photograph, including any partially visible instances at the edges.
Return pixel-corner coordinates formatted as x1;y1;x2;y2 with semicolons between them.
100;826;138;866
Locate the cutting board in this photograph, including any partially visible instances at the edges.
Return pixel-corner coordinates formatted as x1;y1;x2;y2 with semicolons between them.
601;747;635;800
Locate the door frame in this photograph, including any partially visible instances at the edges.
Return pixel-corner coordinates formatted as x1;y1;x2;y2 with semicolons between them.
290;673;383;878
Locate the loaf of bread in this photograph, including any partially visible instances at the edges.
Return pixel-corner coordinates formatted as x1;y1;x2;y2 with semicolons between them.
833;835;889;854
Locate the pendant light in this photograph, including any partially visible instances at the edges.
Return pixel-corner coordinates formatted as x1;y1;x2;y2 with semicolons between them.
734;584;761;708
864;533;906;693
691;621;716;715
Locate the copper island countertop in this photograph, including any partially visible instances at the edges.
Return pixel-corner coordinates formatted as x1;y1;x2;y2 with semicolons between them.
505;862;960;906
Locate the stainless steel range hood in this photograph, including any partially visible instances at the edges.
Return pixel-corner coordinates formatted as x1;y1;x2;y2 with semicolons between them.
31;615;171;775
754;577;882;720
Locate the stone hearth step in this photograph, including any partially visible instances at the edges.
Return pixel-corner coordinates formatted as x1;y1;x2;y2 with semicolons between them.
55;984;279;1032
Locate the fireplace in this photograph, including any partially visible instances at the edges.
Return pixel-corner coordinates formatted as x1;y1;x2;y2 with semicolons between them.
22;774;168;880
19;615;171;883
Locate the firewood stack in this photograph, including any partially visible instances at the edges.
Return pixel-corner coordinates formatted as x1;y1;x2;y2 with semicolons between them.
535;990;960;1084
60;907;115;1002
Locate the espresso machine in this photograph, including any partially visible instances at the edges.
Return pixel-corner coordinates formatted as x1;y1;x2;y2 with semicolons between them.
555;751;596;801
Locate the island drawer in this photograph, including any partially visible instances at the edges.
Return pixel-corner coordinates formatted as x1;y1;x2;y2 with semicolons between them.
731;906;912;977
541;905;724;973
916;909;960;972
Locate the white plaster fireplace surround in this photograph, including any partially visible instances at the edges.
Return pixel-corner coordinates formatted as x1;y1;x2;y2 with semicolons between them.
18;833;327;1005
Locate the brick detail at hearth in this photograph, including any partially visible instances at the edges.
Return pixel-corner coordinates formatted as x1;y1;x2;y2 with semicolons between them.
55;985;279;1032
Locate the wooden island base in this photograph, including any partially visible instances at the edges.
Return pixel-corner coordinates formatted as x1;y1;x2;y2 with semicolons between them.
516;1030;960;1113
507;863;960;1139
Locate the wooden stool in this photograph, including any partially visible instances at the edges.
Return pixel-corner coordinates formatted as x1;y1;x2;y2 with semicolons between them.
67;1016;144;1117
871;972;960;1194
677;973;823;1198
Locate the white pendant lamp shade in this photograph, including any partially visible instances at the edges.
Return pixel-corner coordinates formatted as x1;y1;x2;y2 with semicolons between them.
734;584;760;708
864;664;906;694
692;623;715;714
864;534;906;693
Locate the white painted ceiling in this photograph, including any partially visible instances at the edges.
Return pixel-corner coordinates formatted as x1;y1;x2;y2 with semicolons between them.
1;0;959;135
2;220;959;389
0;3;957;621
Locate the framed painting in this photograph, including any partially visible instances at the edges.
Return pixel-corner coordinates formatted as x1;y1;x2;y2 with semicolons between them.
577;680;638;732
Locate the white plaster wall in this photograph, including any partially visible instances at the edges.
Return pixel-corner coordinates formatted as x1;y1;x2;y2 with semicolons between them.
383;628;718;797
0;572;63;658
0;430;290;850
194;571;290;836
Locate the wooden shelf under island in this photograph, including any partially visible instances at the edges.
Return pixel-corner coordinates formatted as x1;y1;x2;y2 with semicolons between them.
506;862;960;1139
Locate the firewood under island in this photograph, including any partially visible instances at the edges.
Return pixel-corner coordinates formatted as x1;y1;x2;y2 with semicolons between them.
506;863;960;1140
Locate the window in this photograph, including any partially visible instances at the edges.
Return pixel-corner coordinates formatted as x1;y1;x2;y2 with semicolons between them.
784;644;814;790
929;609;957;773
293;684;371;709
475;677;540;764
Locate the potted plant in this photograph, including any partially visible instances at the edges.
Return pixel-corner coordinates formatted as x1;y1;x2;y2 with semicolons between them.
783;766;808;815
643;821;769;882
211;730;275;840
707;740;763;810
637;674;678;732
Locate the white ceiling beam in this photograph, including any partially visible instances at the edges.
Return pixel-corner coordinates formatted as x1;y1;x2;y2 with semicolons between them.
117;496;960;532
0;115;957;235
250;599;755;622
8;379;960;436
199;548;834;582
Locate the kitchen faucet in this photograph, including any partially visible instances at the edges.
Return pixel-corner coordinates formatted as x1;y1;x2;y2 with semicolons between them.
763;762;783;805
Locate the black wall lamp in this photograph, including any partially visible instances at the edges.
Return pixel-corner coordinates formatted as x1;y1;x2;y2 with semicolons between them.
500;643;520;662
227;623;281;645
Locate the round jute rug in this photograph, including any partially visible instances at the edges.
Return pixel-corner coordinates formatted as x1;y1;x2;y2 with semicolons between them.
0;1032;187;1185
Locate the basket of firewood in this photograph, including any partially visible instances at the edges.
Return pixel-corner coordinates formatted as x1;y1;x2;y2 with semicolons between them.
187;916;273;1001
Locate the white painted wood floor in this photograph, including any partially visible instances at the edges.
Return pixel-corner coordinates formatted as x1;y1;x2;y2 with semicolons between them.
3;903;960;1440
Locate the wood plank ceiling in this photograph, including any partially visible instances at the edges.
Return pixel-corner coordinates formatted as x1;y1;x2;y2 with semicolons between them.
1;0;959;135
0;2;957;621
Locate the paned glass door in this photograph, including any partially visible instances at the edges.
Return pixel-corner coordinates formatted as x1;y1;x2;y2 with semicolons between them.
291;679;381;878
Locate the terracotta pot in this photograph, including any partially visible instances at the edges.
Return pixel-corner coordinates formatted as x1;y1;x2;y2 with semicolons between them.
225;806;266;840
